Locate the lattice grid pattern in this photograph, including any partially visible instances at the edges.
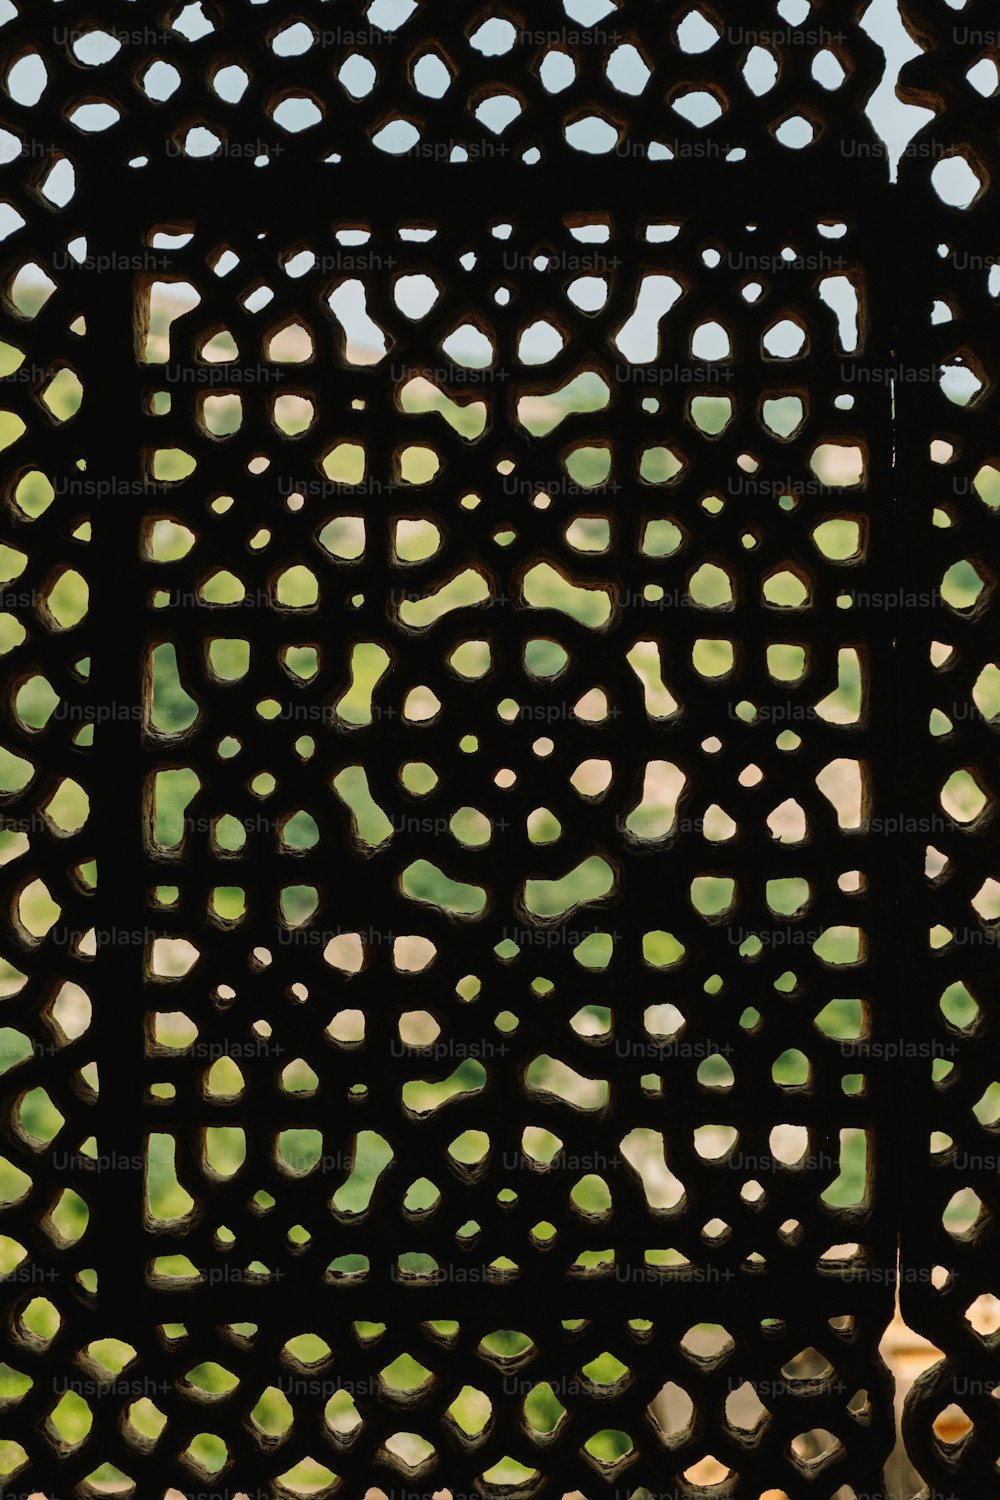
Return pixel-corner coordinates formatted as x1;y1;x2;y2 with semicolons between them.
0;1;994;1497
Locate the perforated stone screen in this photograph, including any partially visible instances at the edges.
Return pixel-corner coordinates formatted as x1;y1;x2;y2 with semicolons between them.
0;3;997;1498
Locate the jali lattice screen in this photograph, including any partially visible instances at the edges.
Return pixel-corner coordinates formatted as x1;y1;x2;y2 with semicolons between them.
0;2;998;1497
